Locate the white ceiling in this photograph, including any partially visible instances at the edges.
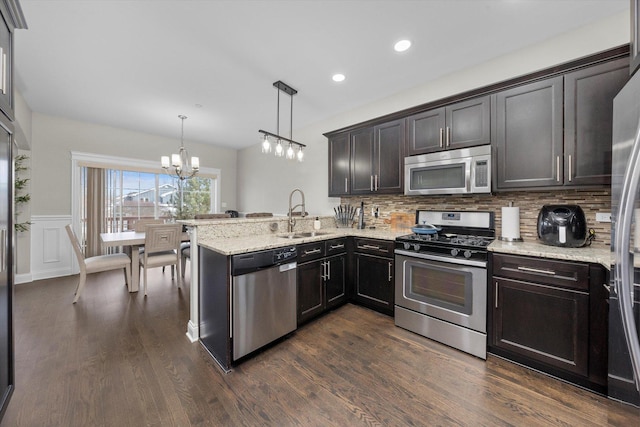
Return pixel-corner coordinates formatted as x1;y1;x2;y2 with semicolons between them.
14;0;628;150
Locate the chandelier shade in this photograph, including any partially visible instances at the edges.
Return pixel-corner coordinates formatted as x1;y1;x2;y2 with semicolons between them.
161;115;199;180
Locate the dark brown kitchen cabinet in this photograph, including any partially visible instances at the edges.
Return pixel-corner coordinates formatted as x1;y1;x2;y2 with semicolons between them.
352;238;394;316
494;76;564;190
328;132;350;196
489;253;608;392
564;57;629;186
297;238;347;325
350;119;404;195
407;95;491;155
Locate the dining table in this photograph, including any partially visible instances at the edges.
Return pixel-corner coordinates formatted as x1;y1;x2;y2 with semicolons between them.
100;230;189;292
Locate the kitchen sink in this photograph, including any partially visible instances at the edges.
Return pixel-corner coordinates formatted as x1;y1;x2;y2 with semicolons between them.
278;231;329;239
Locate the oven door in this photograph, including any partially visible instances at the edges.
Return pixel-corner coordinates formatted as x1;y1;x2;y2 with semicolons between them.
395;251;487;333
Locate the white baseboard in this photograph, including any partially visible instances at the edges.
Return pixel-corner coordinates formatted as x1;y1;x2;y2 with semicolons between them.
14;273;32;284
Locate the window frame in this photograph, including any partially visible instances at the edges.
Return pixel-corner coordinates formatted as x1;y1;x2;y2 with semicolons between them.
71;151;221;237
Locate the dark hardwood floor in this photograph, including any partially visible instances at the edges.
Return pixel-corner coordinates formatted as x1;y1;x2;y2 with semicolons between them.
1;268;639;426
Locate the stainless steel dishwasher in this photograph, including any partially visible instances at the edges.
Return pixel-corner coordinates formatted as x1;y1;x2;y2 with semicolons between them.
231;246;297;360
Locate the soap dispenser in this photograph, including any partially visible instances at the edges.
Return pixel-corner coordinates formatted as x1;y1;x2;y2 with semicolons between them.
313;217;321;231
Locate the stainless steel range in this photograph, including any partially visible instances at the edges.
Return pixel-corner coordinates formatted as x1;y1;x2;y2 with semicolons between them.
395;210;495;359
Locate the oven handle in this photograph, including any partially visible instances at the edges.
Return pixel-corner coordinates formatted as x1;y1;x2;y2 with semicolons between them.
395;249;487;268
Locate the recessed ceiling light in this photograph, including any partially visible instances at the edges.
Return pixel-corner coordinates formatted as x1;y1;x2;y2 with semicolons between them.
394;39;411;52
332;73;346;82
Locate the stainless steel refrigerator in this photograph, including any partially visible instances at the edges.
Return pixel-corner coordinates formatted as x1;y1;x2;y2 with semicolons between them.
611;66;640;407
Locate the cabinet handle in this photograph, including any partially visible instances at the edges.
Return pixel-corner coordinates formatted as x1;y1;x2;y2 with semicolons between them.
370;175;374;192
303;248;322;256
327;260;331;281
568;154;572;182
0;229;4;272
0;48;4;95
495;282;498;308
321;261;327;280
556;156;560;182
517;266;556;275
439;128;444;148
344;177;348;193
446;126;451;147
358;244;381;251
329;244;344;250
388;261;392;282
603;283;611;294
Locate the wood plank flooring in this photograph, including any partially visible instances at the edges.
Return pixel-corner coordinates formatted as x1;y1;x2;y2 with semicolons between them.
2;268;639;426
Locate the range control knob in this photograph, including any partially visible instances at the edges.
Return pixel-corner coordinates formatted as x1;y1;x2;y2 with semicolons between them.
413;244;421;251
403;243;411;250
463;250;472;259
450;248;459;257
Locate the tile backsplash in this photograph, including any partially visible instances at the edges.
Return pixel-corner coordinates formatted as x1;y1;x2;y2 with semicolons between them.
341;189;611;247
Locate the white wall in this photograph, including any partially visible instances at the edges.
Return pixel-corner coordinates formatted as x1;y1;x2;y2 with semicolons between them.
30;113;238;215
237;12;630;216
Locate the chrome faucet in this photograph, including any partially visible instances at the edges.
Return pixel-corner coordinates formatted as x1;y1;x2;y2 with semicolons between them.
288;188;306;233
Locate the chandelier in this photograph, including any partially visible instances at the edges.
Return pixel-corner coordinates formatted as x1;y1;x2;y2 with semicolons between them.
259;80;305;162
161;115;199;180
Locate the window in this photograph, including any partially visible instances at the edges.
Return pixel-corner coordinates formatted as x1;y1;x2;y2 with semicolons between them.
72;152;220;256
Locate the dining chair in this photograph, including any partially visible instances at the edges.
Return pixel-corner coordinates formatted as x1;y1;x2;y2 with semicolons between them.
133;218;164;232
139;223;182;296
65;224;132;304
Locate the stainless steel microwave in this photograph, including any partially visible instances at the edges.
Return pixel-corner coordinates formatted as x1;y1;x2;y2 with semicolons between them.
404;145;491;195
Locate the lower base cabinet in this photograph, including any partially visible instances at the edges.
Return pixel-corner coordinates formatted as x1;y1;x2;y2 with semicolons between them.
297;238;347;325
352;238;394;316
489;253;608;393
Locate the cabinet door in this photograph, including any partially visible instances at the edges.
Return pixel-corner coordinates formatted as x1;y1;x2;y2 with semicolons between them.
494;77;564;189
406;107;446;155
325;254;346;309
297;260;324;325
493;277;589;376
373;119;404;193
354;253;394;315
328;132;350;196
445;95;491;149
564;57;629;186
349;127;374;194
0;14;11;121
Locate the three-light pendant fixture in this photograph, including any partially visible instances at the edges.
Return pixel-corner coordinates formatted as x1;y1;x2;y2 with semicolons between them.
259;80;305;162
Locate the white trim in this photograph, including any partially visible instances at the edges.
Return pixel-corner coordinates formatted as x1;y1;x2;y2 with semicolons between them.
29;215;74;281
14;273;33;284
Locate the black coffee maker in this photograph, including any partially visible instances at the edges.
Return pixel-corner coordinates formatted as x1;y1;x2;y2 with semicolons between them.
537;205;587;248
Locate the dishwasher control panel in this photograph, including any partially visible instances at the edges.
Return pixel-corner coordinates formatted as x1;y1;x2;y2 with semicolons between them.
273;246;297;263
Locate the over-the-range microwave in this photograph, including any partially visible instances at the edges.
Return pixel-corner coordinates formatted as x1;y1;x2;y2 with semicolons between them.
404;145;491;195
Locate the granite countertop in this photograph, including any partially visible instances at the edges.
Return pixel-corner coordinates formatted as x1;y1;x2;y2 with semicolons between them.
488;239;611;269
198;228;406;256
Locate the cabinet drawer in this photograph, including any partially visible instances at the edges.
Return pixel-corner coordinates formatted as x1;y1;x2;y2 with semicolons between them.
492;253;589;291
297;241;325;263
325;238;347;255
353;238;394;257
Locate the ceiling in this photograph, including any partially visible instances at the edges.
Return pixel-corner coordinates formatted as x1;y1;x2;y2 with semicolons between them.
14;0;629;150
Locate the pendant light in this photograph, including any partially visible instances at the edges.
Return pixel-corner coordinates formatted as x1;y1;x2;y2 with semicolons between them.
259;80;305;162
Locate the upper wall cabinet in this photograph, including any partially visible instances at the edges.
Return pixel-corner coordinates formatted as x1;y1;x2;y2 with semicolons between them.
328;119;405;197
351;119;405;195
0;7;12;122
564;57;629;186
494;56;629;191
328;132;350;197
406;95;491;156
494;77;564;190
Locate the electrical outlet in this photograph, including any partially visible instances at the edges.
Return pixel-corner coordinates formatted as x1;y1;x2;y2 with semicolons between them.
595;212;611;223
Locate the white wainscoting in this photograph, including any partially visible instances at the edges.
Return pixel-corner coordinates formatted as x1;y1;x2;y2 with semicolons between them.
29;215;75;281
